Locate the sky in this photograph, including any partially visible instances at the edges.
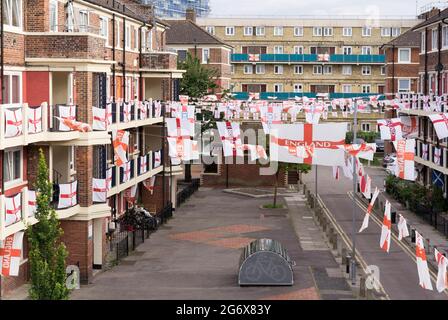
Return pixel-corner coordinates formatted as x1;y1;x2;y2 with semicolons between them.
208;0;442;17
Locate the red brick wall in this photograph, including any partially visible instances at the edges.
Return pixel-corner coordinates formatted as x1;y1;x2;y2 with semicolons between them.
141;175;170;214
26;146;50;189
76;146;93;207
4;32;25;66
25;0;48;32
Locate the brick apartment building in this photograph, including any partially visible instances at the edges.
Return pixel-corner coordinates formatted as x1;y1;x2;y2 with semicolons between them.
0;0;183;296
165;9;233;93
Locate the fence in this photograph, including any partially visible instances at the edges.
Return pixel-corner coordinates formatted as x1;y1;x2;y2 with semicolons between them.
176;179;200;207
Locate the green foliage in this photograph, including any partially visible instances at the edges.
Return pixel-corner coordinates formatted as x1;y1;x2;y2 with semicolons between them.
178;52;218;98
345;131;379;144
28;149;70;300
263;204;284;209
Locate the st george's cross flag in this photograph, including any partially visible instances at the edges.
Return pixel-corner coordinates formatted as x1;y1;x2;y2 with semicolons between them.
269;123;347;166
341;157;354;180
359;174;372;199
434;248;448;293
338;143;377;161
217;122;244;157
428;113;448;140
400;115;418;139
393;139;416;181
260;105;282;134
0;231;24;276
397;214;410;241
303;105;324;125
175;104;196;137
380;200;392;253
332;166;340;180
112;130;129;166
166;118;199;161
377;118;403;141
359;187;380;233
416;231;434;291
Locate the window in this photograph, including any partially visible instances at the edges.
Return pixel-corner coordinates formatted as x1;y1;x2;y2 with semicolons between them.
343;46;352;55
99;17;108;39
362;46;372;55
381;66;386;75
225;26;235;36
342;84;352;93
294;46;304;54
342;65;352;75
273;46;284;54
116;23;121;48
343;27;352;37
243;65;253;74
49;0;58;32
421;31;426;53
125;26;131;49
362;66;372;75
3;0;22;28
177;50;187;62
4;148;22;186
398;48;411;63
134;27;138;50
361;123;371;131
244;26;253;36
146;30;153;51
230;65;235;74
398;79;411;92
313;27;322;36
256;64;265;74
362;85;371;93
294;27;303;37
202;48;210;63
323;65;332;74
274;65;283;74
362;26;372;37
443;25;448;48
256;26;265;36
381;28;391;37
294;65;303;74
392;28;401;36
79;10;89;32
206;26;215;35
293;84;303;93
323;27;333;36
313;65;322;74
274;84;283;92
2;73;22;105
432;28;438;50
274;26;283;36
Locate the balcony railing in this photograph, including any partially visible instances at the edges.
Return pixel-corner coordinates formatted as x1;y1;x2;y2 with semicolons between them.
231;92;381;101
395;93;448;113
50;104;78;132
231;53;386;64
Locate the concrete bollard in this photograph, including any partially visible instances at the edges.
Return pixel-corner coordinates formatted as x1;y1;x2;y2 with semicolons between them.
330;233;338;251
341;248;348;265
359;277;367;298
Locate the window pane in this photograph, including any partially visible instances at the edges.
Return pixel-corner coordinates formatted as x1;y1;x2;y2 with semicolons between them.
3;75;10;104
4;151;12;181
12;0;20;27
11;75;20;103
13;150;21;179
3;0;11;26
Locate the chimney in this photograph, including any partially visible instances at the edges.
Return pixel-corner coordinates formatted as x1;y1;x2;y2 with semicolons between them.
186;8;196;23
418;7;441;20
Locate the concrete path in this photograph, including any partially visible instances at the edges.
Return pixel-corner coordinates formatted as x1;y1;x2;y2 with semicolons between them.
71;188;353;300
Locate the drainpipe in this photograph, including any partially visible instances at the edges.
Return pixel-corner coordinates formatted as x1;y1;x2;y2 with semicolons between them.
112;12;116;103
437;22;443;96
138;23;146;101
424;27;429;95
122;7;126;101
391;44;395;96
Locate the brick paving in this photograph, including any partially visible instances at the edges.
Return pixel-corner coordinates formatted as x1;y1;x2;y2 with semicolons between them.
71;188;353;300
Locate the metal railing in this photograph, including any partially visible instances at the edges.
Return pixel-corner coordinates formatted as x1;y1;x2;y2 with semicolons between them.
231;53;386;64
176;179;200;208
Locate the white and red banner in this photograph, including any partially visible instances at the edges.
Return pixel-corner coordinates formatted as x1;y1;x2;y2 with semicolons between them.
380;200;392;253
359;187;380;233
28;104;43;134
176;105;195;136
28;190;37;218
434;147;442;166
58;105;76;132
58;181;77;209
124;185;138;204
5;107;23;137
303;105;324;125
400;115;418;139
393;139;416;181
154;150;162;168
92;178;107;203
112;130;129;167
121;161;131;183
261;106;282;134
56;117;92;132
269;123;347;166
166;118;198;161
122;102;131;123
332;166;340;180
106;168;113;191
140;155;148;174
242;144;268;161
428;113;448;140
416;231;433;291
217;122;243;157
0;231;24;277
397;214;409;241
143;176;157;195
5;193;22;227
359;174;372;199
435;248;448;293
339;143;377;161
92;107;107;131
377;118;402;141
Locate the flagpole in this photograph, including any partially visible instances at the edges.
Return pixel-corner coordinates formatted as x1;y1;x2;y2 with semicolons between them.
351;100;358;285
314;165;318;210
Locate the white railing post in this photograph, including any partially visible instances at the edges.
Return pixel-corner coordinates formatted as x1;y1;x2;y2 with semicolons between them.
0;104;5;144
22;186;29;225
22;103;28;138
0;195;5;240
42;102;49;132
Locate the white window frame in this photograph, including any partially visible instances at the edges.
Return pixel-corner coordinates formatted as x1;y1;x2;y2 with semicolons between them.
294;65;303;74
274;65;284;75
362;84;371;93
398;78;411;92
362;66;372;75
313;27;323;36
255;64;265;74
342;65;352;75
362;26;372;37
3;0;23;30
323;65;332;74
274;26;284;36
2;71;22;106
343;27;352;37
99;16;108;39
256;26;265;36
79;10;89;33
293;46;304;54
274;84;284;93
230;65;235;75
421;31;426;53
206;26;215;35
225;26;235;36
343;46;352;55
381;65;386;75
361;123;371;131
273;46;284;54
117;22;121;48
313;65;322;74
244;26;253;36
443;25;448;48
202;48;210;64
49;0;58;32
243;65;253;74
432;28;438;51
398;48;411;63
125;25;131;49
4;147;23;188
381;28;391;37
342;84;352;93
294;26;303;37
361;46;372;55
392;27;401;37
293;83;303;93
323;27;333;37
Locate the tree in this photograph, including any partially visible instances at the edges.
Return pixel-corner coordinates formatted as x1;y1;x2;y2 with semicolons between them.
178;52;218;99
271;163;311;207
28;149;70;300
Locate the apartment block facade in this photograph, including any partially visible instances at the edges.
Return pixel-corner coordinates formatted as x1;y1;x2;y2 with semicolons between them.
142;0;210;18
0;0;183;296
197;17;419;100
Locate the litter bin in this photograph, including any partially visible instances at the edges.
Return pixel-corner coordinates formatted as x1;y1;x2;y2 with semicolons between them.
238;239;295;286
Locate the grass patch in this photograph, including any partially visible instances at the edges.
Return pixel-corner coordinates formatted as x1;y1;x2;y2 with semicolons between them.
262;204;285;209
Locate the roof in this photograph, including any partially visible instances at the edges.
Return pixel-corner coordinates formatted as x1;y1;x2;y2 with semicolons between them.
382;29;420;48
84;0;146;22
413;8;448;30
164;20;232;48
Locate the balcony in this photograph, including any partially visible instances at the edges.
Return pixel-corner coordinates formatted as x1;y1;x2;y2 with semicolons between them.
140;51;178;70
231;92;381;101
231;54;386;64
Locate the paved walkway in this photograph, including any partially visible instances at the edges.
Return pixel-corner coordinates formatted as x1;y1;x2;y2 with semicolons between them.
71;188;353;300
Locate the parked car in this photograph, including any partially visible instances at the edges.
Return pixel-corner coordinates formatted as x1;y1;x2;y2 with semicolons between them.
375;139;384;152
383;154;396;168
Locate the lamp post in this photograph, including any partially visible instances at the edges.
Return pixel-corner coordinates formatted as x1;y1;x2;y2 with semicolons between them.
351;99;358;285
